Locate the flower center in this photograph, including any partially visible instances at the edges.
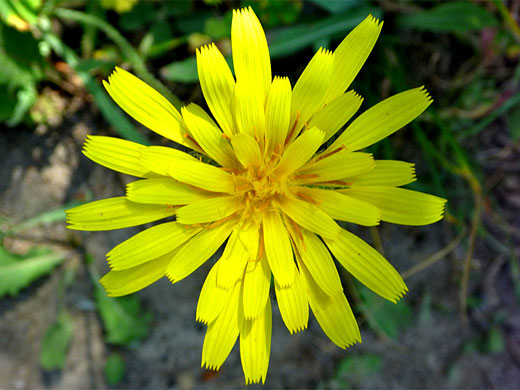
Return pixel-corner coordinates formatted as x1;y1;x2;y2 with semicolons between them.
239;160;286;222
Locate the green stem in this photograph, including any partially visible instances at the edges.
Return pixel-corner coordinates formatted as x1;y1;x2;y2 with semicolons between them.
53;7;183;109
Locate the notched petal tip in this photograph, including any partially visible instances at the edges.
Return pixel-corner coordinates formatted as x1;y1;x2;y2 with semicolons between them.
419;85;434;105
367;13;384;28
288;323;308;335
351;89;364;102
165;272;177;284
389;283;409;303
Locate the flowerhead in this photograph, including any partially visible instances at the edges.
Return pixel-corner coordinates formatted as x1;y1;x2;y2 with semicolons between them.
66;7;446;385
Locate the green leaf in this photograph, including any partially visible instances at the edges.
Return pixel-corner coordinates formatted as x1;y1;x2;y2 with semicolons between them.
308;0;362;14
396;2;498;33
7;85;36;126
75;58;116;73
0;249;64;297
161;54;235;83
335;354;382;380
486;326;505;353
0;246;20;266
146;36;187;59
0;23;44;124
119;1;156;31
204;15;231;40
359;284;413;339
39;311;74;370
150;21;173;45
0;85;17;121
0;23;45;83
267;6;381;58
160;56;199;83
163;0;192;17
104;353;126;385
175;11;212;34
93;279;151;345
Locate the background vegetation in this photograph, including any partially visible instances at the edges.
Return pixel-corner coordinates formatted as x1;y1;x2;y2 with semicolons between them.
0;0;519;388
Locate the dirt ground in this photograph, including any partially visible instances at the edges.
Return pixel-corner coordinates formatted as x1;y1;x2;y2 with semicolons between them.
1;94;519;389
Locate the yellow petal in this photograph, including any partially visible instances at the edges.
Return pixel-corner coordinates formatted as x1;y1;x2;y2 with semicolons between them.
291;229;343;296
276;195;340;239
100;251;173;297
234;78;265;141
83;135;154;178
182;103;238;167
240;299;272;385
265;76;291;155
232;7;271;103
139;145;197;176
348;160;416;187
329;87;433;152
308;91;363;144
231;133;262;168
324;15;382;103
274;263;308;334
324;229;408;303
295;187;380;226
298;258;360;348
197;262;233;324
196;43;236;137
262;210;294;287
342;186;447;225
168;160;235;193
201;280;241;370
107;221;201;270
295;151;375;184
217;224;260;289
176;196;241;225
66;197;176;231
126;178;212;205
289;48;334;139
242;257;271;319
275;127;324;177
166;219;234;283
104;67;186;145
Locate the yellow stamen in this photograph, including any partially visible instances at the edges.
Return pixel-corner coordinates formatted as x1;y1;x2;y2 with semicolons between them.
293;173;319;181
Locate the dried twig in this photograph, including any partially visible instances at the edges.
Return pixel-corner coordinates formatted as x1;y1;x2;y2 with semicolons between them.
402;228;467;280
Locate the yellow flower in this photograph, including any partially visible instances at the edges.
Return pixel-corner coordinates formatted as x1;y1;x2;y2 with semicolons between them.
66;7;446;384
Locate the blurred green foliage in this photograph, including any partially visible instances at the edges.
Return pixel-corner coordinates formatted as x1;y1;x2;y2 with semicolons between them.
335;353;382;381
104;353;126;385
39;311;74;370
396;2;498;33
358;284;413;339
92;275;151;345
0;246;64;297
